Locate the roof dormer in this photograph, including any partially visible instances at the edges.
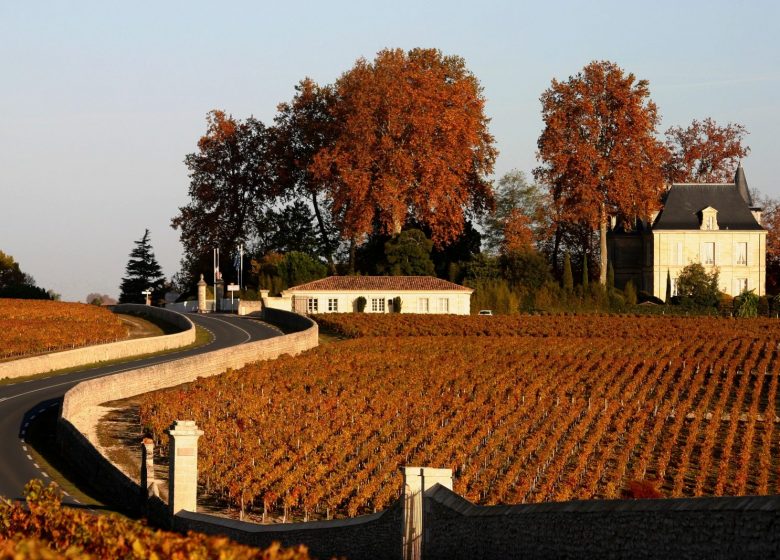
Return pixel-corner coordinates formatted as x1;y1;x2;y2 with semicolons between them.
699;206;719;231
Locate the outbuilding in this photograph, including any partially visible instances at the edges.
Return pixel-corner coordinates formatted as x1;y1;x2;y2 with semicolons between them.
278;276;473;315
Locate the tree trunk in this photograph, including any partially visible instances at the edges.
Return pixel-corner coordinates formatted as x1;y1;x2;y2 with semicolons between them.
310;191;335;274
348;238;356;274
552;225;562;277
599;203;608;285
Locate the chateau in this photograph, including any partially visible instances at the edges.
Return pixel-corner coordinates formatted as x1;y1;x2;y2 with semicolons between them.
609;164;767;299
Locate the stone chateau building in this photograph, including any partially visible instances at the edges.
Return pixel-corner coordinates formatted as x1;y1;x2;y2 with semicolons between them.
609;164;766;298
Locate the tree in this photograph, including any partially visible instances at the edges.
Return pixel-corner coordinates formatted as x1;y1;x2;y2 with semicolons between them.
254;201;321;256
85;293;117;306
382;229;435;276
273;79;341;268
172;110;277;286
664;118;749;183
562;253;574;293
0;250;26;289
277;252;328;289
482;170;547;254
499;250;551;291
675;263;720;309
535;60;667;285
311;48;497;247
754;192;780;294
119;230;166;304
0;250;52;300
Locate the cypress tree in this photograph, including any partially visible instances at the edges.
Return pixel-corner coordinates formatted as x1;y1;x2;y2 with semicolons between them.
607;261;615;291
562;253;574;293
665;269;672;303
119;229;166;304
581;255;589;292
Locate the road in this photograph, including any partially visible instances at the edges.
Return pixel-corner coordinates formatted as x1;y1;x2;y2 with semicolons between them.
0;313;281;503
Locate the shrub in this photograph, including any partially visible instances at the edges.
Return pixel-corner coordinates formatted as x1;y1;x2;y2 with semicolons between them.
676;263;720;309
622;479;662;500
624;280;638;306
733;290;759;318
393;296;402;313
356;296;367;312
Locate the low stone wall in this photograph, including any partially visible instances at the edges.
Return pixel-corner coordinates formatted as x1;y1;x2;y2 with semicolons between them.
0;304;194;380
175;503;402;560
57;310;318;514
423;485;780;559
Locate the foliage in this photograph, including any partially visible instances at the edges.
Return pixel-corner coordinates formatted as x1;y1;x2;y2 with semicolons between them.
118;229;166;304
733;289;759;318
468;278;519;314
172;111;277;286
624;280;638;306
664;118;750;183
141;313;780;521
675;263;720;309
84;293;117;306
0;250;52;300
0;480;312;559
273;79;341;267
561;253;573;293
251;252;326;294
0;299;127;360
355;296;366;313
311;48;497;246
535;60;667;284
755;192;780;294
381;229;435;276
392;296;402;313
621;480;662;500
499;249;551;291
254;201;322;257
482;170;548;254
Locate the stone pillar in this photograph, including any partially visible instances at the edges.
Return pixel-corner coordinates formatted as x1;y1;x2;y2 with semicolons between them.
141;436;159;498
215;278;224;312
402;466;453;560
168;420;203;515
197;275;207;313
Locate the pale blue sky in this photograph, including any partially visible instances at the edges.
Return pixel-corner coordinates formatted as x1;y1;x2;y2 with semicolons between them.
1;1;778;301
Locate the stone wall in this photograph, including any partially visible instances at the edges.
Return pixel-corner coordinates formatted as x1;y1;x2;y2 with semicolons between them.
0;304;195;380
174;503;402;560
423;485;780;559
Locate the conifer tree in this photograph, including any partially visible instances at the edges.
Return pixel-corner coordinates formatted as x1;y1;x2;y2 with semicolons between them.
119;229;166;304
562;253;574;293
607;261;615;291
581;257;589;292
666;270;672;303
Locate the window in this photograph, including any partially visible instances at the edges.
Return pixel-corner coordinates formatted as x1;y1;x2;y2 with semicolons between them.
419;298;429;313
327;298;338;312
439;298;449;313
307;298;318;313
736;278;748;294
736;242;747;266
701;242;715;265
371;298;385;312
706;215;715;230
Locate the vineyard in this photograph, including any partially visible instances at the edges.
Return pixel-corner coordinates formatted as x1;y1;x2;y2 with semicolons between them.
0;299;127;360
139;313;780;522
0;480;311;559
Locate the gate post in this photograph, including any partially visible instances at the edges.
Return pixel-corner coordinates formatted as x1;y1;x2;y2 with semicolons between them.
168;420;203;515
402;466;453;560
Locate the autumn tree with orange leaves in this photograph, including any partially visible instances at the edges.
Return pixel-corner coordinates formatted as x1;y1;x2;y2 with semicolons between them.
535;61;667;285
172;110;276;285
664;118;750;183
311;48;497;250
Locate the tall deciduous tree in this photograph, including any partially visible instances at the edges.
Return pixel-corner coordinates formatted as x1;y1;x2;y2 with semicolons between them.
312;48;497;247
172;110;276;285
119;229;166;304
274;79;340;268
535;60;667;285
664;118;750;183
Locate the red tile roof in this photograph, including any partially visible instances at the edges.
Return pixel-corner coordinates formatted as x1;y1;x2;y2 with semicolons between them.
285;276;473;293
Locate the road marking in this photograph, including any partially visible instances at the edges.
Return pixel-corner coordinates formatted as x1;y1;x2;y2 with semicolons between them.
33;462;39;469
204;316;252;343
22;445;27;451
41;471;49;478
0;397;6;403
30;414;36;420
26;455;32;460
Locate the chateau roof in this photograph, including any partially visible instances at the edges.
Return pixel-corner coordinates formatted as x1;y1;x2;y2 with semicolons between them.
653;166;763;231
284;276;473;293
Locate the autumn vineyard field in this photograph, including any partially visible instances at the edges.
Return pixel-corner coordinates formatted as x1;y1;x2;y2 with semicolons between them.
139;313;780;522
0;299;128;360
0;480;311;559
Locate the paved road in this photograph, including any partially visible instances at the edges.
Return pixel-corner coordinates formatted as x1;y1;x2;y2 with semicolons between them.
0;313;281;503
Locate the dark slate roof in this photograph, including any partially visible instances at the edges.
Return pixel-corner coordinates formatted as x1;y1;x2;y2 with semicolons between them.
735;164;754;207
653;183;763;231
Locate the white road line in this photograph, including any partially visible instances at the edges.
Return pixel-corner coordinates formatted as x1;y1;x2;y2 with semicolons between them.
41;472;49;478
203;316;252;343
26;454;32;460
33;462;39;469
22;446;27;451
30;414;36;420
73;498;80;504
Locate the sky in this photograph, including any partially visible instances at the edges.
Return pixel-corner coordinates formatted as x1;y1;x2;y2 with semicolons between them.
1;0;778;302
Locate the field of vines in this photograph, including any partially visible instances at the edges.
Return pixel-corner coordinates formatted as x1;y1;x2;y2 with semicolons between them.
0;299;127;360
0;480;311;559
140;313;780;522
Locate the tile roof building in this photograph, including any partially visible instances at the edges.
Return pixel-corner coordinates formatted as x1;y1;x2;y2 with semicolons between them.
275;276;473;314
609;164;766;299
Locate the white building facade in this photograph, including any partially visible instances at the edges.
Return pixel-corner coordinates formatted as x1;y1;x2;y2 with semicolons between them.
278;276;473;315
